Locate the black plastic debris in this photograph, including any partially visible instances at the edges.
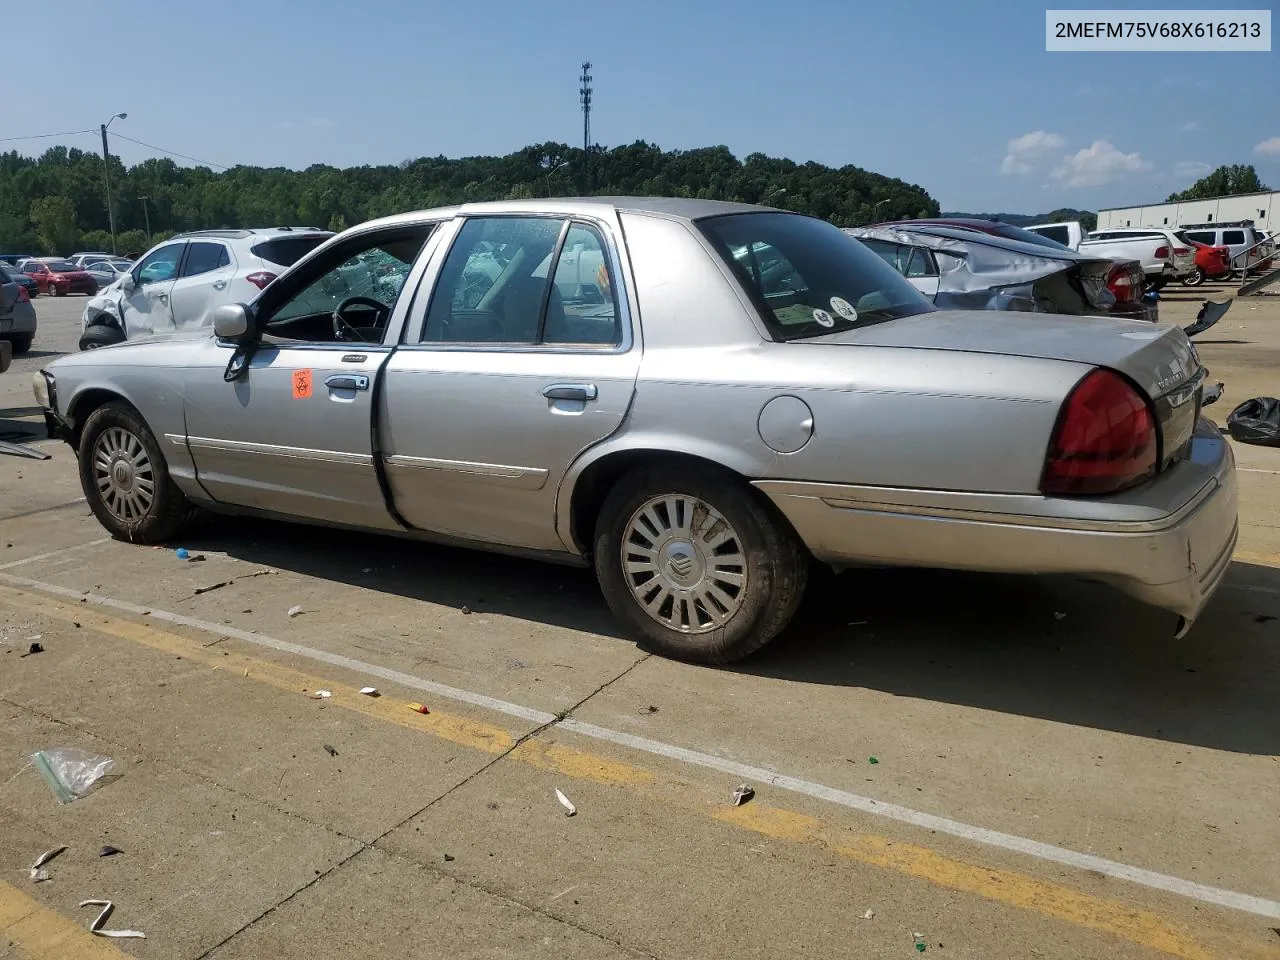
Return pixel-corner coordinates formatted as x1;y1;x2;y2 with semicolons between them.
99;846;122;858
1226;397;1280;447
21;642;43;657
323;744;339;757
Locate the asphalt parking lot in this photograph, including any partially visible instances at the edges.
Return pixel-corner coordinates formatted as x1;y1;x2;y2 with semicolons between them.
2;291;1279;959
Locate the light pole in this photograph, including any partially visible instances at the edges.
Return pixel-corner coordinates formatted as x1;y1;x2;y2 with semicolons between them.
100;112;127;254
137;195;152;245
544;160;570;197
765;187;787;204
871;198;891;223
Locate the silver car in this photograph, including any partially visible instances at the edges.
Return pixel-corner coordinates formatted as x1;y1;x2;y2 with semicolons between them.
32;198;1238;663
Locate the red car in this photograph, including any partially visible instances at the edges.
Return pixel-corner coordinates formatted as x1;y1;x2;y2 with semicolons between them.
19;258;99;296
876;218;1154;324
1175;234;1232;286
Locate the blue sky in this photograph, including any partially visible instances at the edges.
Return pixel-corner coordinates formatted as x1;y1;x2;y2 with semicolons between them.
6;0;1277;213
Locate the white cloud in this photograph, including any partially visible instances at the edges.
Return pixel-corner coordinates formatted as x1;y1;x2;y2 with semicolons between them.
1255;137;1280;157
1174;161;1212;179
1000;130;1066;175
1052;139;1152;188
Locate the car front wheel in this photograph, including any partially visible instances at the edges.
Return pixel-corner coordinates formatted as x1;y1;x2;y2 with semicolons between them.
1182;268;1204;287
594;465;808;664
78;402;193;543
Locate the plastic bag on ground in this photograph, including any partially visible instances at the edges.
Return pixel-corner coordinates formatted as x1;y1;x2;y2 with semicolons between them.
1226;397;1280;447
32;749;118;804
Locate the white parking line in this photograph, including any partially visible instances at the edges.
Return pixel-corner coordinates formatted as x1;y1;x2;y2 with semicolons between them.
1239;468;1280;475
0;537;111;572
2;570;1278;920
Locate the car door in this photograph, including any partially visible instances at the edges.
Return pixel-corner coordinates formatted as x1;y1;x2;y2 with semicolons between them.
903;246;940;298
180;223;437;528
119;242;184;336
168;240;236;330
381;214;640;552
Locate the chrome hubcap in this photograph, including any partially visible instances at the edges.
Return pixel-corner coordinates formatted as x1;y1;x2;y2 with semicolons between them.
621;494;748;633
92;427;155;522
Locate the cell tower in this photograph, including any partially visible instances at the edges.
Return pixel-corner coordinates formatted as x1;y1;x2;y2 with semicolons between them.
579;61;593;151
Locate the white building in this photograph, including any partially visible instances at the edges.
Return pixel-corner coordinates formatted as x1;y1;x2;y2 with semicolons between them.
1096;190;1278;230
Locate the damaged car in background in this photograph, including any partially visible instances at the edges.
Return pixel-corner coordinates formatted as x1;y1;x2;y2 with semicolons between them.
34;198;1238;664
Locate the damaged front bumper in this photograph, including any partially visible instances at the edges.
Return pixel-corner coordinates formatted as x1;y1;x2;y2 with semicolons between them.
754;418;1239;632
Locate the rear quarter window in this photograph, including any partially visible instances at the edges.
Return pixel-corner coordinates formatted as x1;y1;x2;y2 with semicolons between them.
1221;230;1246;245
251;236;329;268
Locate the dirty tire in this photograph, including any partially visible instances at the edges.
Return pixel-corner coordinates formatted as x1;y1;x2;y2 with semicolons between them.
1182;268;1204;287
6;334;33;354
594;464;808;664
78;402;193;543
79;324;126;350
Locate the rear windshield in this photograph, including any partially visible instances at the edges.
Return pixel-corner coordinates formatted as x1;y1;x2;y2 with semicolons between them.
1029;224;1071;246
46;260;78;271
698;213;934;341
251;235;329;268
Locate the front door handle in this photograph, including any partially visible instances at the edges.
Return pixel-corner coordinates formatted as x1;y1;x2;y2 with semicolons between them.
156;292;168;301
542;383;598;402
325;374;370;391
212;280;227;290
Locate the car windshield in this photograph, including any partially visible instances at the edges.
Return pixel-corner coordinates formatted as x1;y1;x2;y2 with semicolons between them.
46;260;78;272
698;213;934;340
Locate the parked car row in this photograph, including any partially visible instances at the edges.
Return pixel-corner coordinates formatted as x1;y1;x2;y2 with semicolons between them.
1026;218;1275;288
33;197;1236;666
10;257;100;297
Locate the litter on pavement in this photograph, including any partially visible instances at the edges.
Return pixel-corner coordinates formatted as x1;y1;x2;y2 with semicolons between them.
323;744;339;757
861;909;875;920
80;900;146;939
32;748;118;804
310;690;332;700
731;783;755;806
20;641;43;657
408;702;430;714
555;788;577;817
287;605;304;618
29;845;67;882
99;846;122;857
359;687;379;697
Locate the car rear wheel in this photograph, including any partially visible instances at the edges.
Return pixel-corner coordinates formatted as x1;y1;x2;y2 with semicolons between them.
78;402;193;543
54;284;66;297
6;334;33;354
1182;268;1204;287
593;465;808;664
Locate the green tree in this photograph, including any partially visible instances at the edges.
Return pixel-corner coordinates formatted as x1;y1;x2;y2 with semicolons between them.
1167;164;1270;202
30;196;79;254
327;213;348;233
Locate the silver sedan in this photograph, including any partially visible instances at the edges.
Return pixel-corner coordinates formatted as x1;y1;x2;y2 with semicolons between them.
32;198;1237;663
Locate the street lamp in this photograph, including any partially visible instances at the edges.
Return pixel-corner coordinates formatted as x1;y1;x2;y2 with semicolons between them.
544;160;571;197
100;112;127;254
765;187;787;204
137;195;152;245
871;198;891;222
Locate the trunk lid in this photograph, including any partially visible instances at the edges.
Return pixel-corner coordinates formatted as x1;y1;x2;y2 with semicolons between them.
813;309;1204;471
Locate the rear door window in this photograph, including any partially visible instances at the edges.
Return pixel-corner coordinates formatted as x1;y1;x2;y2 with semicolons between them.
1032;225;1070;245
1183;231;1215;244
1221;230;1246;245
180;241;230;278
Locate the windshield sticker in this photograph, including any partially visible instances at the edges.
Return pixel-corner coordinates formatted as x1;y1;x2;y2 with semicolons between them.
812;309;835;328
829;297;858;322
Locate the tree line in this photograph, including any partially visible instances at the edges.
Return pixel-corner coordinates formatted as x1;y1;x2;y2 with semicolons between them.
0;141;940;257
1166;164;1270;202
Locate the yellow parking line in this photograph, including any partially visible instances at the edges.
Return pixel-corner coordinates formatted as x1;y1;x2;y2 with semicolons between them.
1232;550;1280;570
0;880;131;959
0;586;1262;960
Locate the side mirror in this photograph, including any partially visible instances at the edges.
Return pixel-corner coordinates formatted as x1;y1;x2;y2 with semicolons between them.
121;274;135;292
213;303;250;341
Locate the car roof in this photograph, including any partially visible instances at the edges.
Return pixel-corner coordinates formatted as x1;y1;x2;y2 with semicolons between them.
351;197;783;233
166;227;333;241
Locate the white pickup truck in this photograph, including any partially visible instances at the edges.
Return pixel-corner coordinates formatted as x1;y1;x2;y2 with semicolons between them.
1026;223;1194;289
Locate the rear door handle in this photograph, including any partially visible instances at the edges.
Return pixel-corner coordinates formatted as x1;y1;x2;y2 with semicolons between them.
325;374;369;391
212;280;227;290
542;383;598;402
156;293;168;301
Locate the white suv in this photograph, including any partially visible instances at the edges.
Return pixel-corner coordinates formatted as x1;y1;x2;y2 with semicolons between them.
80;227;332;349
1078;228;1196;289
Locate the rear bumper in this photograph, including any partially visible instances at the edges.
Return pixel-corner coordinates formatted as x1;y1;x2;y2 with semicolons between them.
0;300;37;335
755;419;1238;625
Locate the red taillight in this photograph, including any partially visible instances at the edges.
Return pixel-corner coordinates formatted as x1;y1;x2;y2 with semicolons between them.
1105;263;1140;303
1041;369;1157;496
1154;245;1169;259
245;271;277;290
1173;247;1190;256
16;286;29;302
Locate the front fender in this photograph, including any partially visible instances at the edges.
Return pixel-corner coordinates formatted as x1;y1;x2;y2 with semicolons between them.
82;294;122;331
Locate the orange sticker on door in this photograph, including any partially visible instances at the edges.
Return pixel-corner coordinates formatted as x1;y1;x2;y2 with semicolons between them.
292;368;313;399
